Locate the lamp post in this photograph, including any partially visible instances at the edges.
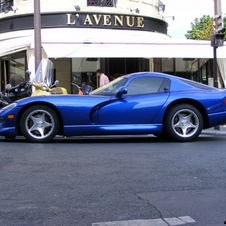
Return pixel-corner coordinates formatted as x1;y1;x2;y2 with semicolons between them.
212;0;224;130
34;0;42;71
212;0;224;88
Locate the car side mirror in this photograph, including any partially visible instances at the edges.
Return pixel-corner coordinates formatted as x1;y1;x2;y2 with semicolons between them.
116;87;127;98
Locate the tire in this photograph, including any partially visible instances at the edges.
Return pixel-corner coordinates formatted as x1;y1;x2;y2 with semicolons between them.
20;105;59;143
165;104;203;142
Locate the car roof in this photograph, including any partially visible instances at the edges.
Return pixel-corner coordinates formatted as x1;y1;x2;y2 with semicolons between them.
123;71;218;91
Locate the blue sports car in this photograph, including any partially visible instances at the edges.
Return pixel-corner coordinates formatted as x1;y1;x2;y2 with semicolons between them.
1;72;226;143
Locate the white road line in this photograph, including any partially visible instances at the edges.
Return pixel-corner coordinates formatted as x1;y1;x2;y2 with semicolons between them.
92;216;196;226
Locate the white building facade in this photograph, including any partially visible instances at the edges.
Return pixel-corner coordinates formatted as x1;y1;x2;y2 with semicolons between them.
0;0;226;92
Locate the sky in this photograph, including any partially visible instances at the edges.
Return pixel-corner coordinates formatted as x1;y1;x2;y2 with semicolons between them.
162;0;226;39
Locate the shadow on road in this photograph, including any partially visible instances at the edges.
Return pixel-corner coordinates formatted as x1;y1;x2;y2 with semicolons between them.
0;134;223;144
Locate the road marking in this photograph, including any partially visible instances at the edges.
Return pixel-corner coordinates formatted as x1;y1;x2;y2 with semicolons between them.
92;216;196;226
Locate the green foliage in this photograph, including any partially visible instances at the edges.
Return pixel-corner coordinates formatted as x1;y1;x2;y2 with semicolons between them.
185;15;226;40
220;17;226;38
185;15;213;40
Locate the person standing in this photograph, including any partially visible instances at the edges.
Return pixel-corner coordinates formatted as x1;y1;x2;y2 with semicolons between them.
96;69;110;87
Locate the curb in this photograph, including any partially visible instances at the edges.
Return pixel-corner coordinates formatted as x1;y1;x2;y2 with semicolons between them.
201;126;226;136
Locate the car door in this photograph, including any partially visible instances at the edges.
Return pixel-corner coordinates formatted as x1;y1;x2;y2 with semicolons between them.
96;76;170;124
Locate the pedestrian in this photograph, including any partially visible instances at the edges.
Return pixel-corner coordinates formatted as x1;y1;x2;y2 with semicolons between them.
96;69;110;87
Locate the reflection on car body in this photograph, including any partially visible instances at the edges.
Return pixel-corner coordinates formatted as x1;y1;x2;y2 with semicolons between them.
1;71;226;143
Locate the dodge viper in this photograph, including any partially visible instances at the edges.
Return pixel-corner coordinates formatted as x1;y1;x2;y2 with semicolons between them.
1;72;226;142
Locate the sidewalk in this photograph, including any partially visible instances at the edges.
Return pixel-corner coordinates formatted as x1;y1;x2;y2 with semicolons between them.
202;125;226;136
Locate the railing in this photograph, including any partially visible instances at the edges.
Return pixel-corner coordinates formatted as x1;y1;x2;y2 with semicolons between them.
87;0;115;7
0;0;13;13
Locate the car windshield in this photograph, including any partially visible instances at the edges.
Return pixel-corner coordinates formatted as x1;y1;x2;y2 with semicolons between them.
90;76;127;96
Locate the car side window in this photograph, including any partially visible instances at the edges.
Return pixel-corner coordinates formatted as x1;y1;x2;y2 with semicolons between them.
126;77;169;95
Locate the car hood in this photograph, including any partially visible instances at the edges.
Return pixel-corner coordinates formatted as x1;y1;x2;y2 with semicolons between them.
15;94;112;108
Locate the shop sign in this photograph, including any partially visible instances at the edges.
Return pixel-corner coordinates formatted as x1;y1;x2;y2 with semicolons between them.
0;12;167;34
66;13;144;29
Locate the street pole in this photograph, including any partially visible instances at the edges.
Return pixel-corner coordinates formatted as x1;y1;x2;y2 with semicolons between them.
213;0;218;88
212;0;224;130
213;45;218;88
34;0;42;71
212;0;224;88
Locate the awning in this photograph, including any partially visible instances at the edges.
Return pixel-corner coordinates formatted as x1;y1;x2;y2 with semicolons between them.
40;28;226;59
1;28;226;59
42;40;222;58
0;35;32;57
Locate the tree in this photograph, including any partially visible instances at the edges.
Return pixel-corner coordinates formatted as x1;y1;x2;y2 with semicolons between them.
185;15;213;40
185;15;226;40
221;17;226;38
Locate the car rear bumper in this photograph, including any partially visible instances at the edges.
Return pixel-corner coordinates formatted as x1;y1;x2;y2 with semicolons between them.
208;111;226;128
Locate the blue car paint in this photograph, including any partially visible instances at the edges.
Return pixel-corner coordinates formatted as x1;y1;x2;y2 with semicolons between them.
1;72;226;139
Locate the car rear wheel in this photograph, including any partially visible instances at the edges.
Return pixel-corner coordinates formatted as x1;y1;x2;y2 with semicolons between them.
20;105;59;142
165;104;203;142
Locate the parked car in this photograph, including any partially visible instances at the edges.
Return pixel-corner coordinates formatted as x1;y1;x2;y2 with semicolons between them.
1;71;226;143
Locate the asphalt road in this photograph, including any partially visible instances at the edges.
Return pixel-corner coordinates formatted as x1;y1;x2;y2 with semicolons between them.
0;134;226;226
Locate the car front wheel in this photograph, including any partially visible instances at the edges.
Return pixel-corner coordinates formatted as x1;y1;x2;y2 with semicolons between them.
165;104;203;142
20;105;59;142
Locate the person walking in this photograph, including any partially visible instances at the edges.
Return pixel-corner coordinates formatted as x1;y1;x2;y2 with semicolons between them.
96;69;110;87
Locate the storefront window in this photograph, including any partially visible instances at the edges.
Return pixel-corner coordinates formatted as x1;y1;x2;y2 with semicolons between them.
153;58;162;72
197;59;210;84
71;58;99;94
87;0;114;7
152;58;211;85
175;58;195;79
162;58;174;75
9;52;26;81
0;51;26;91
175;58;209;83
